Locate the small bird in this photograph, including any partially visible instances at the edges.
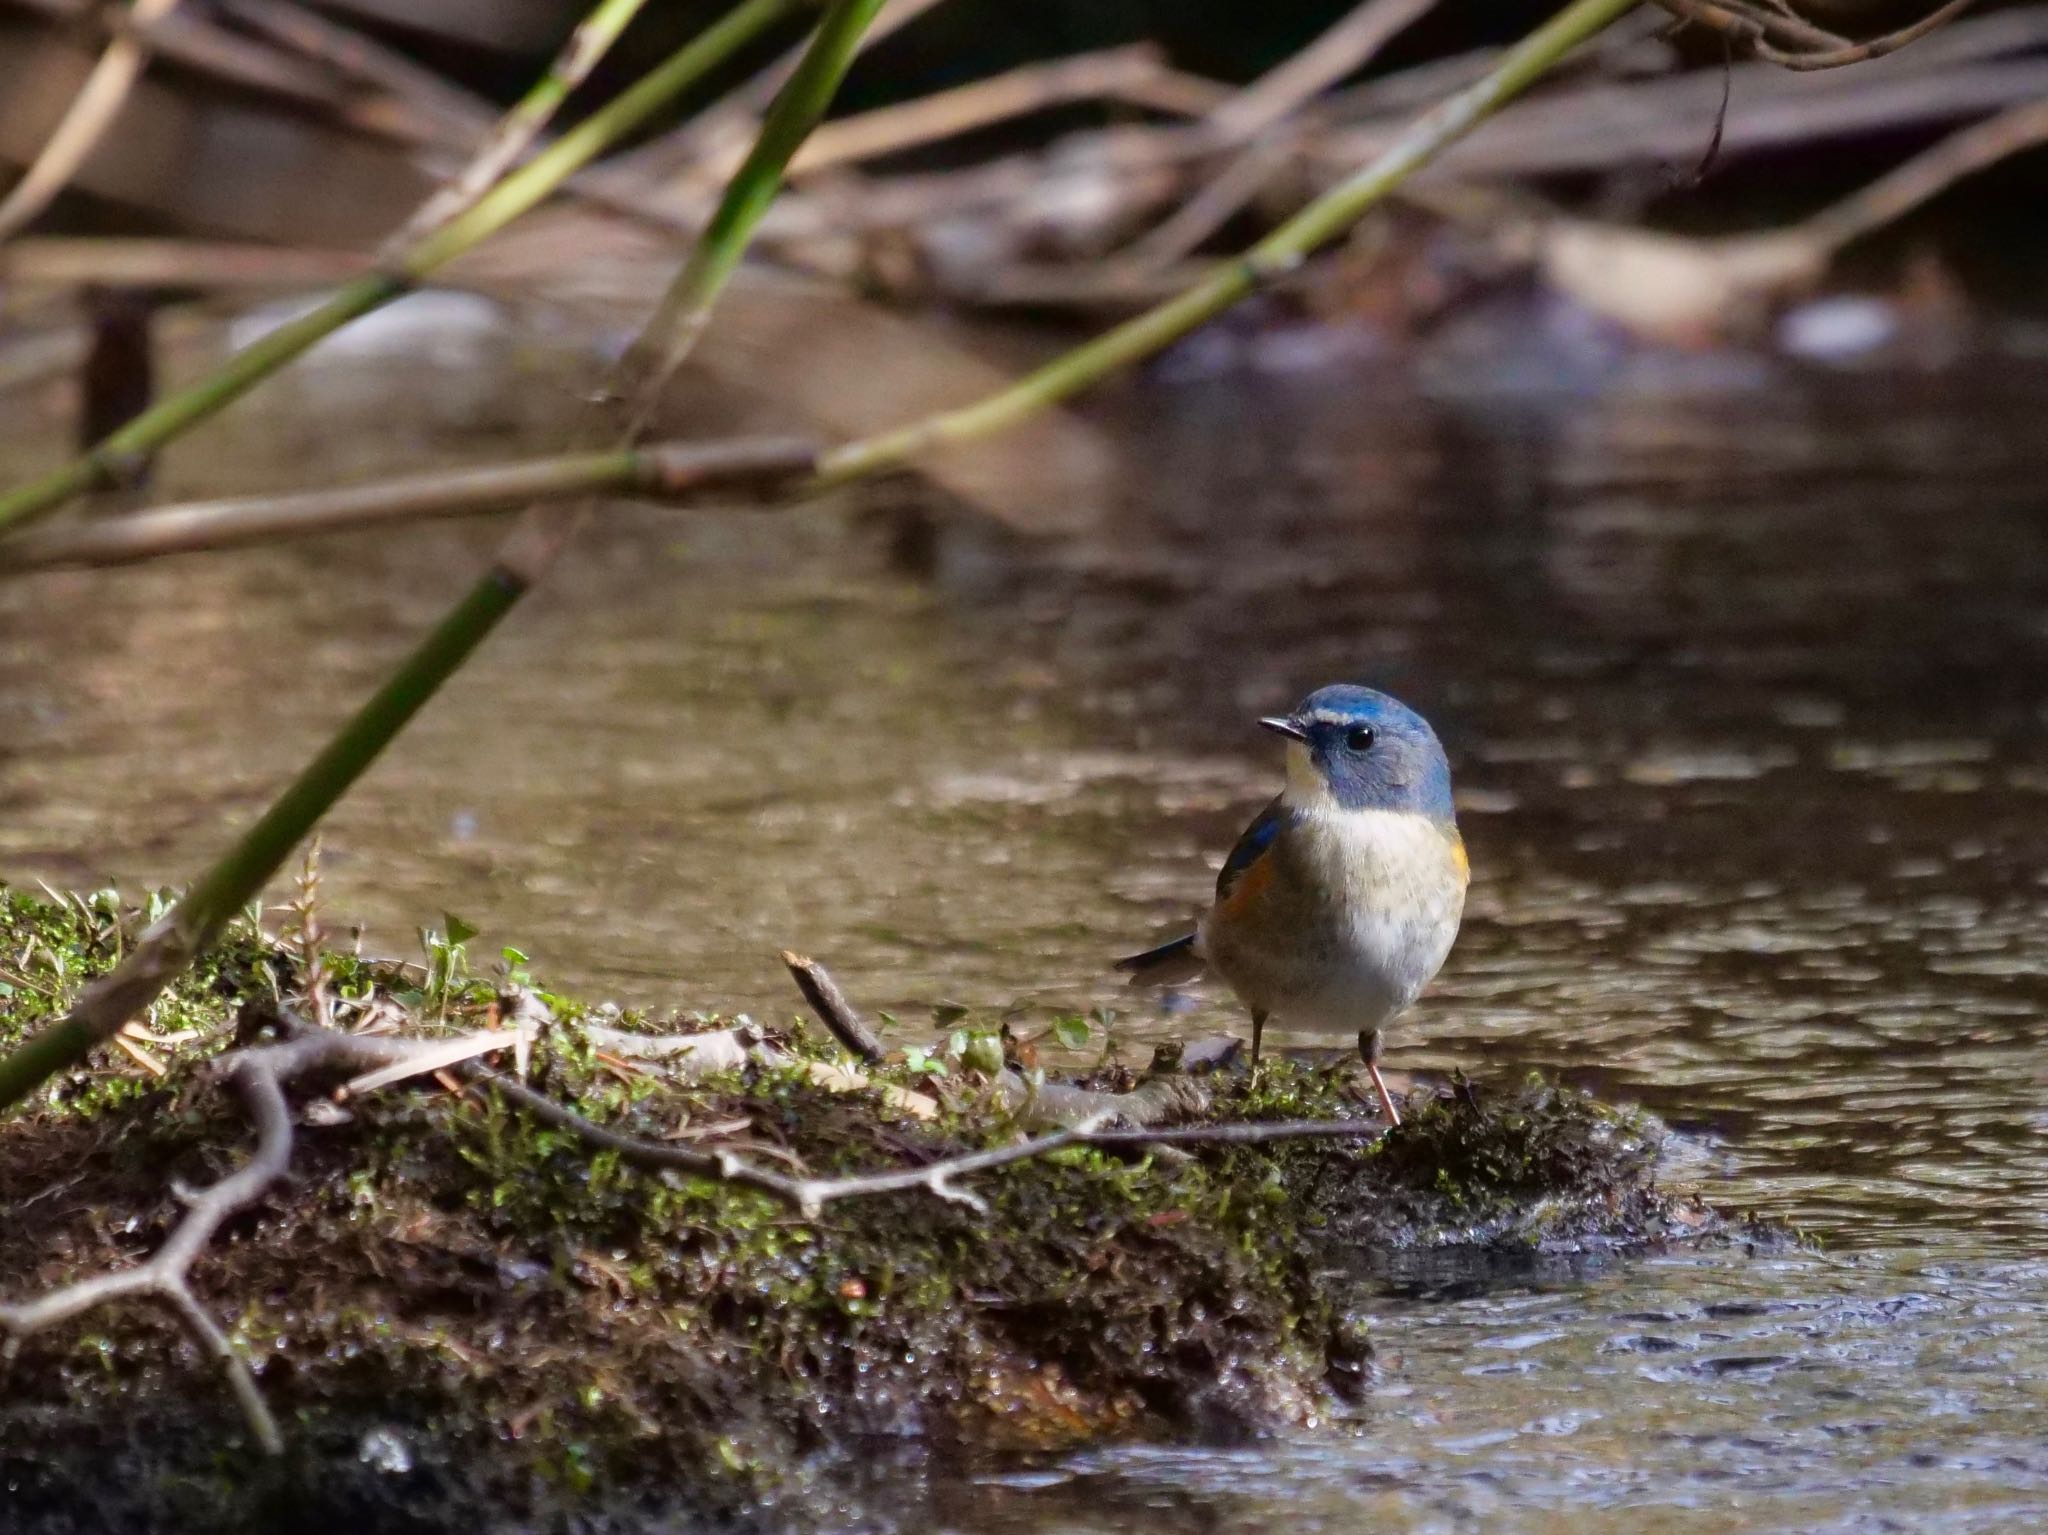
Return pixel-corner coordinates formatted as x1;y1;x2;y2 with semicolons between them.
1116;685;1467;1126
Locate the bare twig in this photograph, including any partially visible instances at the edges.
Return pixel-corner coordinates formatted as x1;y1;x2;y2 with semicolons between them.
0;238;366;292
0;438;820;574
787;45;1226;177
461;1063;1379;1219
0;1034;394;1454
781;951;887;1065
1797;94;2048;253
773;954;1206;1124
2;982;1382;1454
213;0;498;146
0;0;185;242
1652;0;1978;70
1120;131;1305;269
1209;0;1441;142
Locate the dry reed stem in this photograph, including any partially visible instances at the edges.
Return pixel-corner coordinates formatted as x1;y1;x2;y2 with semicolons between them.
0;0;185;243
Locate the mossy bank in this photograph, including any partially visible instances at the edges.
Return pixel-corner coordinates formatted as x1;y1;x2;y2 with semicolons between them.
0;886;1760;1532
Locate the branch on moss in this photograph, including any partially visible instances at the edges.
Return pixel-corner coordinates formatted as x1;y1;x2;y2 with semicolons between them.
0;1030;398;1455
992;1066;1213;1129
461;1062;1378;1219
0;995;1386;1459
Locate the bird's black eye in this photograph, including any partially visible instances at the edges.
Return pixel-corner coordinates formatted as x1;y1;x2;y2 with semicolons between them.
1346;726;1375;752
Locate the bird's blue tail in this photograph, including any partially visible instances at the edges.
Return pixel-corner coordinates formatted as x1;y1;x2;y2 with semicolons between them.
1114;932;1204;987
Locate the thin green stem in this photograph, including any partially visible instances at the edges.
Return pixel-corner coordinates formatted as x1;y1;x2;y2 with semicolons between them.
381;0;657;255
0;0;807;534
816;0;1641;486
626;0;890;399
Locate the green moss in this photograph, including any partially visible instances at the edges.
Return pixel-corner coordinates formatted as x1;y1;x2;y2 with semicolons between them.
0;886;1745;1531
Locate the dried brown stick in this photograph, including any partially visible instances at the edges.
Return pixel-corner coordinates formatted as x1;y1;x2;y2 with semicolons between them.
781;950;887;1065
1762;1;1976;70
788;45;1226;176
212;0;495;144
1209;0;1442;142
0;238;367;292
0;0;184;243
627;0;957;192
1797;93;2048;252
1120;131;1305;269
2;0;371;111
1653;0;1846;53
0;437;821;575
211;0;694;241
1318;49;2048;182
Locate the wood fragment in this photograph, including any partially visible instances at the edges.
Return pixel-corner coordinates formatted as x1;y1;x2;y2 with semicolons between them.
781;950;887;1065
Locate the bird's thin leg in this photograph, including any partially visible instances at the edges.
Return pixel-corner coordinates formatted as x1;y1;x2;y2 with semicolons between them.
1359;1027;1401;1128
1250;1010;1266;1066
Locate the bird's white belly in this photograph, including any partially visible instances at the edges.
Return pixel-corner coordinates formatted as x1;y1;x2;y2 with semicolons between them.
1202;804;1466;1036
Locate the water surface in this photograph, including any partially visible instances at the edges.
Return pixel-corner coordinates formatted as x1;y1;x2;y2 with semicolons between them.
2;300;2045;1531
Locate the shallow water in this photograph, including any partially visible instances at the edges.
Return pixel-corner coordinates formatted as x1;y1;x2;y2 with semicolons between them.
2;301;2046;1530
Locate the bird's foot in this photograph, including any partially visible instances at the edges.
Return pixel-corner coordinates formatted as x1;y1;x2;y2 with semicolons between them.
1358;1028;1402;1128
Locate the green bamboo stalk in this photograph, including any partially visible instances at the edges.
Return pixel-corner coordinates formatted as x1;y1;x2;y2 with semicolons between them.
0;0;890;1114
816;0;1641;486
625;0;889;396
381;0;657;256
0;0;808;535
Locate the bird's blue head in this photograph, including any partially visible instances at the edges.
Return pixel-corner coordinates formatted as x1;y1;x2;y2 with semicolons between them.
1261;685;1455;821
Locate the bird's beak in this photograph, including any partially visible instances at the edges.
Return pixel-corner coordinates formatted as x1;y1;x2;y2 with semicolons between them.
1258;714;1308;742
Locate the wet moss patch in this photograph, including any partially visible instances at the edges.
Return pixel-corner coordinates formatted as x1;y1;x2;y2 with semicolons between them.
0;887;1745;1532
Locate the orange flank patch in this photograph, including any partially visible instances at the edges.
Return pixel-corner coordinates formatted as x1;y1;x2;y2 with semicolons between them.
1216;849;1276;921
1448;828;1470;881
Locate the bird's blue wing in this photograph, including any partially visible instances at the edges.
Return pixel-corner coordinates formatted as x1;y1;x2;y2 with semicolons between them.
1215;795;1291;904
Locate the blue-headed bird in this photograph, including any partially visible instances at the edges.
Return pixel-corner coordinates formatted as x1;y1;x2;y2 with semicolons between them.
1117;685;1467;1125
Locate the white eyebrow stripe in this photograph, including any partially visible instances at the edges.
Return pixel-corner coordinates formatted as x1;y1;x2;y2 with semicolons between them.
1304;710;1361;726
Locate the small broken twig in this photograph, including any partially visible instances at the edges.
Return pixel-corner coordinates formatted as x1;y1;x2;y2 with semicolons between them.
781;950;887;1065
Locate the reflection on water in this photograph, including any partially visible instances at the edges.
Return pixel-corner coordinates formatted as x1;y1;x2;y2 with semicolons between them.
2;311;2047;1531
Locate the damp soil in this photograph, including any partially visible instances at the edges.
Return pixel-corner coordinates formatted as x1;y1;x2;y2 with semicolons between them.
0;889;1752;1532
